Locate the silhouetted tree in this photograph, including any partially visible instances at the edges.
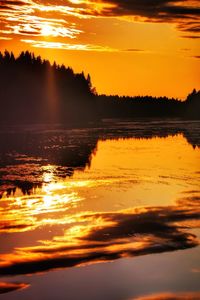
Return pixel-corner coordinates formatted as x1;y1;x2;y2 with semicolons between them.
184;89;200;119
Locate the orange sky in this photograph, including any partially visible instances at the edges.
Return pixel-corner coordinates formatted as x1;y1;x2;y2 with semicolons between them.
0;0;199;98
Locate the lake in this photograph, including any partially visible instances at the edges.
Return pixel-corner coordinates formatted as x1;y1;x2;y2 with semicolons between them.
0;120;200;300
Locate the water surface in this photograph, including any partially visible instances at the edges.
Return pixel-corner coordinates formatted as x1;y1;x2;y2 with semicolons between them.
0;120;200;300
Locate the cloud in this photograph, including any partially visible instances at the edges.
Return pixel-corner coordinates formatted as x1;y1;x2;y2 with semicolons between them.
88;0;200;19
181;48;191;51
0;36;12;40
0;205;199;277
0;0;82;38
84;0;200;37
124;48;144;52
0;1;29;5
133;292;200;300
0;221;35;233
0;282;29;294
21;39;117;51
181;35;200;39
176;195;200;206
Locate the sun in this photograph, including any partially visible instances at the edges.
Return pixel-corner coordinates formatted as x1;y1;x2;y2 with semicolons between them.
41;24;54;36
69;0;84;3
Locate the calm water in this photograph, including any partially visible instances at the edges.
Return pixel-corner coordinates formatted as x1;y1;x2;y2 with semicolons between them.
0;121;200;300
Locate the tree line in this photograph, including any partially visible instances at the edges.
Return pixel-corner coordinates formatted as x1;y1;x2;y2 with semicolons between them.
96;90;200;119
0;50;199;125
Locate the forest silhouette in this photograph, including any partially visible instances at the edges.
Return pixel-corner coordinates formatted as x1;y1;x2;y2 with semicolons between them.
0;50;199;125
0;50;97;125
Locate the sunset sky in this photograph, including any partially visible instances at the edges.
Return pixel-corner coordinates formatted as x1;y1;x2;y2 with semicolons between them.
0;0;199;98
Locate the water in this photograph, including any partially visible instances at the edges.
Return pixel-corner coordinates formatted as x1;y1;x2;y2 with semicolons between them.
0;120;199;299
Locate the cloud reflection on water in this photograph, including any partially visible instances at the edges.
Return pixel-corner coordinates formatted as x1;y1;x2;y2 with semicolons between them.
0;201;199;277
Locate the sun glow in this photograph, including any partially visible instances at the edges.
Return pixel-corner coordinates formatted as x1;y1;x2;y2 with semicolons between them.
41;24;54;36
69;0;85;4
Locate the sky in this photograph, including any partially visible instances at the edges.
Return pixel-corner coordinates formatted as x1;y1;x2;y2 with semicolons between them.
0;0;199;99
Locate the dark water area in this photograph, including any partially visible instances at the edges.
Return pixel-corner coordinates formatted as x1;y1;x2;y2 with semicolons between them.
0;120;199;300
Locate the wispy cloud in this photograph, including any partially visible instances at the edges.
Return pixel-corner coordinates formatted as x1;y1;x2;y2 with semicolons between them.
0;36;12;40
124;48;144;52
21;39;117;51
181;35;200;39
21;39;146;52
